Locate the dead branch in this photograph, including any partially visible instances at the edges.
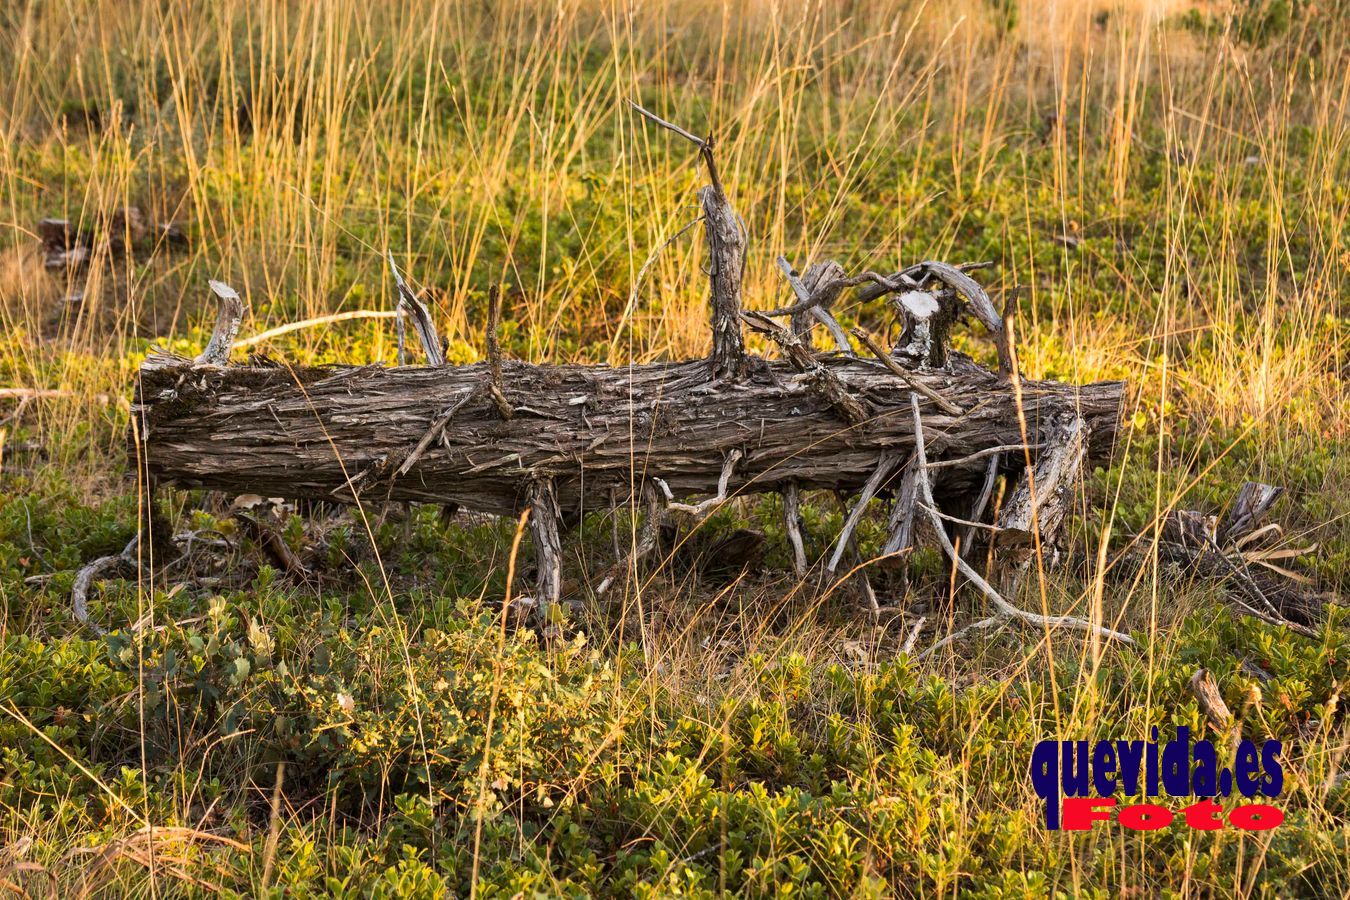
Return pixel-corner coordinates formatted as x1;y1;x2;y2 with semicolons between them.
631;101;747;380
233;310;399;350
72;537;138;634
908;393;1137;650
852;326;963;415
234;512;309;579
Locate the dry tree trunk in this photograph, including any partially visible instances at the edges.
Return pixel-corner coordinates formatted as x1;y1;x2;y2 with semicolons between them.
131;353;1124;517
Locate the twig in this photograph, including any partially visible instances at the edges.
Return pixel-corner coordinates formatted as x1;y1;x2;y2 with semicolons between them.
916;616;1005;660
658;449;743;518
233;310;398;350
394;386;479;477
827;453;901;574
485;286;513;419
595;482;665;597
234;512;309;579
962;453;1002;555
834;491;880;614
72;537;138;634
851;327;963;415
923;503;1008;533
0;388;113;403
927;445;1032;470
628;100;722;193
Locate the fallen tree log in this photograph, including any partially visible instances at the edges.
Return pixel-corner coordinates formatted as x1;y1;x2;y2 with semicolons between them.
131;353;1124;518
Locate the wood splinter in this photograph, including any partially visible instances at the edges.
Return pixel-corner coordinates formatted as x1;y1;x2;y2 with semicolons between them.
1189;668;1234;732
72;537;139;635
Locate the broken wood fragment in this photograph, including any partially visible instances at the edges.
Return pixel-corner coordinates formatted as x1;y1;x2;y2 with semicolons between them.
197;281;246;367
594;482;665;598
1189;668;1234;732
1159;499;1321;635
828;452;901;574
882;463;919;559
234;511;309;579
388;254;445;366
1220;482;1283;547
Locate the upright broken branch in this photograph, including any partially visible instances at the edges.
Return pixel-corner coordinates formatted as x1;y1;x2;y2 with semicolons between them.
485;286;513;419
389;253;445;366
774;257;852;354
631;101;748;380
197;281;245;366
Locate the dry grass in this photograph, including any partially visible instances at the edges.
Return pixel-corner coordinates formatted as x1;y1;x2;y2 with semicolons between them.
1;0;1348;896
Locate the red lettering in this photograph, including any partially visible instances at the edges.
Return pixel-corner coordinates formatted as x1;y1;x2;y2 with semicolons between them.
1118;803;1174;830
1061;797;1116;830
1228;804;1284;831
1182;799;1225;830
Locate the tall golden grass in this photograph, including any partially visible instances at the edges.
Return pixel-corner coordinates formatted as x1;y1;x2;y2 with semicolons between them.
0;0;1347;894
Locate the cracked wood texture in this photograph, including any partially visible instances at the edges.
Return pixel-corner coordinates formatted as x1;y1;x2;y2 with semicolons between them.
131;353;1124;517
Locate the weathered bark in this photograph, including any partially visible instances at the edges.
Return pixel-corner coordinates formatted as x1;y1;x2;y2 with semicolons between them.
131;351;1124;518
